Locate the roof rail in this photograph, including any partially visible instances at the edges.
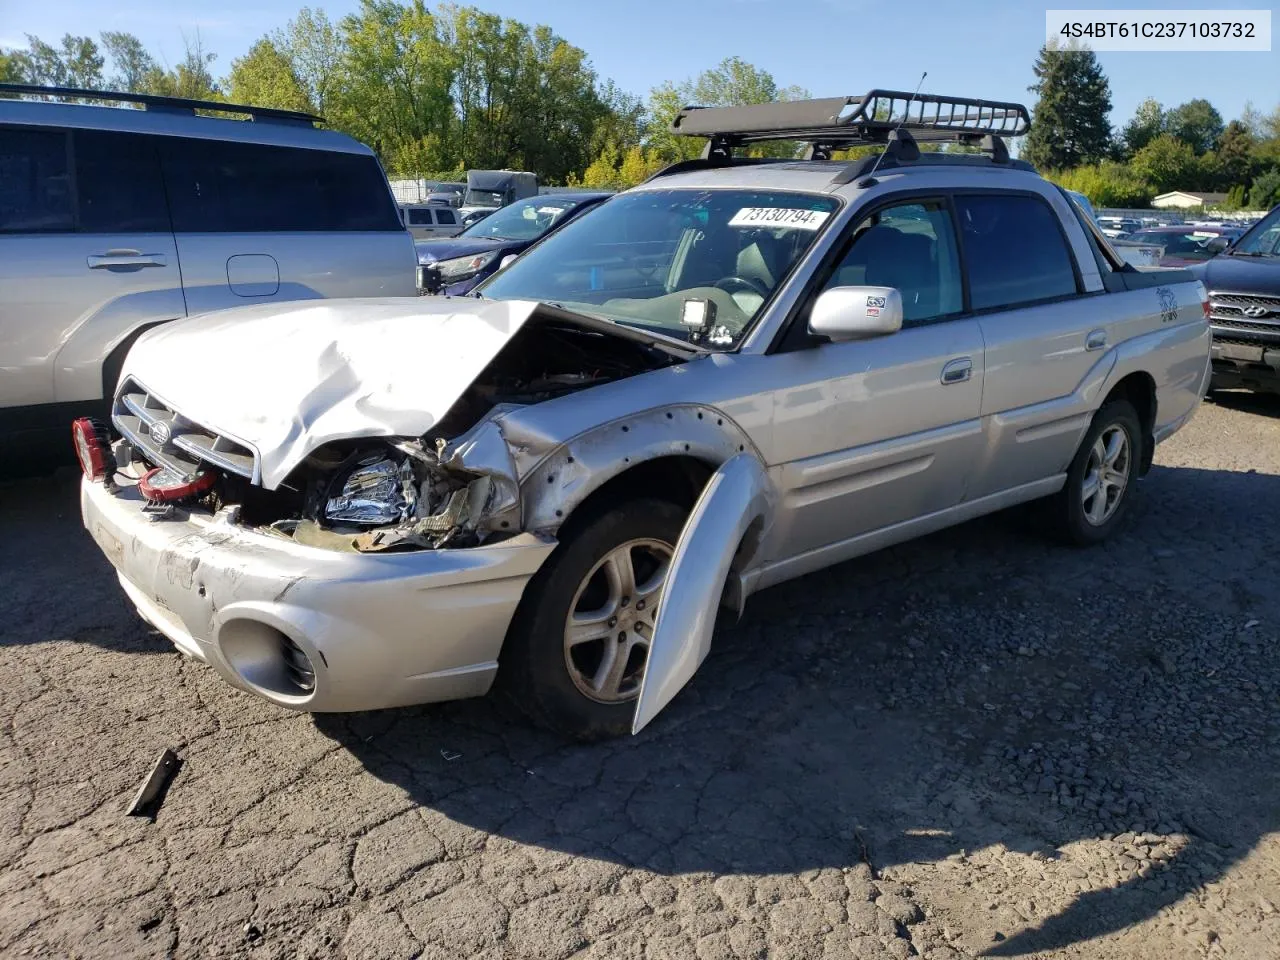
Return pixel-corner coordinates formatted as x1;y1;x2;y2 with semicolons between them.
672;89;1029;159
0;83;323;126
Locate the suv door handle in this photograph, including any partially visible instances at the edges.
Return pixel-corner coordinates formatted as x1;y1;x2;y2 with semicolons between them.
87;251;167;269
941;357;972;385
1086;329;1108;351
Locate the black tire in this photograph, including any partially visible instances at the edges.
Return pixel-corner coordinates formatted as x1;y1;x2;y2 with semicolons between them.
1045;399;1143;546
498;498;686;740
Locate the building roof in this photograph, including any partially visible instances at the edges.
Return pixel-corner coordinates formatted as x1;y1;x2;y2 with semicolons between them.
1154;191;1228;203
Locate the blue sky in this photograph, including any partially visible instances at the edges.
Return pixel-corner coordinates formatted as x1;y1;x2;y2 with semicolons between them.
4;0;1277;132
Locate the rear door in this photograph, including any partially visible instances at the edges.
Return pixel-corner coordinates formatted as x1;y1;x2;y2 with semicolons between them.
0;126;183;409
959;191;1109;496
160;137;416;315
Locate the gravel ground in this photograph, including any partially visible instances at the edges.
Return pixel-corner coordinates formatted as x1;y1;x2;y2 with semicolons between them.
2;393;1279;960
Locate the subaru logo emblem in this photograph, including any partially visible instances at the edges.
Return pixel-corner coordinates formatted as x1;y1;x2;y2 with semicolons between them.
1243;305;1270;319
149;420;172;445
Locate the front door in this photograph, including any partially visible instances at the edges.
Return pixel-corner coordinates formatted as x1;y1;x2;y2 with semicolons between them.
763;198;985;562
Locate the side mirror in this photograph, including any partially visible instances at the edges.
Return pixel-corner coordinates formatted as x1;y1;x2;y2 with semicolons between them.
1204;236;1231;255
808;286;904;342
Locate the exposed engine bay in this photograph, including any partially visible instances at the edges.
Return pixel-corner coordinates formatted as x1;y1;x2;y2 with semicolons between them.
171;317;683;553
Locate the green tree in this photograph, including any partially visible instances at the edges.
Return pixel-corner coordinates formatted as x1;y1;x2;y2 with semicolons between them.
1120;97;1163;156
1163;98;1224;154
100;32;156;92
1213;121;1256;190
273;7;343;116
1129;134;1196;193
228;39;312;112
142;36;221;100
1249;169;1280;209
645;57;809;162
330;0;455;172
0;50;26;82
1022;42;1112;171
20;33;104;89
1050;161;1150;207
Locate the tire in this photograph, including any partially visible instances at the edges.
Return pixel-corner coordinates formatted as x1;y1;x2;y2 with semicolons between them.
498;498;685;740
1045;399;1143;546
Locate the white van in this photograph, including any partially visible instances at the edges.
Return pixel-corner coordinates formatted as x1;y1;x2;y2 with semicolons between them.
401;204;464;240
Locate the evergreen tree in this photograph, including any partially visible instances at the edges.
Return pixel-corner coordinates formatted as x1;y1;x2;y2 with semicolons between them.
1022;42;1112;171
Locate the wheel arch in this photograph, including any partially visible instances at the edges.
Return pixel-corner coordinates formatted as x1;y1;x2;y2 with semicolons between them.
1101;371;1157;475
519;404;763;534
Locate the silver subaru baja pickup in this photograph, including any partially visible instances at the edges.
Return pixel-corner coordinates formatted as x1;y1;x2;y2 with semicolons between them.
78;90;1211;739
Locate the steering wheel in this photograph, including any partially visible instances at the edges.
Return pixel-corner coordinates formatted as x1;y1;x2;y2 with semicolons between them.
714;275;771;299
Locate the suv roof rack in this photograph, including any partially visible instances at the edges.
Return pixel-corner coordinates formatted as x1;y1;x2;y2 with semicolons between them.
672;89;1029;160
0;83;323;126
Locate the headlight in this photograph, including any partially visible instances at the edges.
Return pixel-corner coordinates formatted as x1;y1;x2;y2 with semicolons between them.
434;251;499;281
324;454;417;526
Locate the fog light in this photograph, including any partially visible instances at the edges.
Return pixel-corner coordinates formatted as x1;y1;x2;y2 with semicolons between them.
71;418;111;481
139;466;218;503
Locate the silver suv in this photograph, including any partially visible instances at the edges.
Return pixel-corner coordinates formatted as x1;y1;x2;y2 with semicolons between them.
0;84;416;459
77;90;1211;739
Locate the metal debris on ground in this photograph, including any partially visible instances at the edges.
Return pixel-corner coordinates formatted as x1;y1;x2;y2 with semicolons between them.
125;747;181;818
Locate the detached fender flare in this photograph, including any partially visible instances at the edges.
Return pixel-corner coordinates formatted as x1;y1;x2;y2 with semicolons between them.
632;453;773;733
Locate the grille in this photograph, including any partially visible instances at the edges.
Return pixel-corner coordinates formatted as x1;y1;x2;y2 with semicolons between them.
112;378;256;480
1208;292;1280;321
280;635;316;692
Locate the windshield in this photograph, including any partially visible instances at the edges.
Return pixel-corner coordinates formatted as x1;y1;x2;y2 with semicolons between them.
464;189;505;208
1128;229;1224;260
479;188;840;347
1232;206;1280;257
461;196;591;241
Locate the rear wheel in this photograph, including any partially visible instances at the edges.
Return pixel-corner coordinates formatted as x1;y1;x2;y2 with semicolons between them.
1045;399;1142;545
499;498;684;739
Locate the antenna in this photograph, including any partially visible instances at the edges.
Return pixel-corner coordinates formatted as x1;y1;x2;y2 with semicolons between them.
864;71;927;180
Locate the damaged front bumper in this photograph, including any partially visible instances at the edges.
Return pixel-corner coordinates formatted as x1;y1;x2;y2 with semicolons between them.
81;473;556;712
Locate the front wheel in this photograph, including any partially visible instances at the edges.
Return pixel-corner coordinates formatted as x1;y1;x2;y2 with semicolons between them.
498;499;685;739
1045;399;1142;546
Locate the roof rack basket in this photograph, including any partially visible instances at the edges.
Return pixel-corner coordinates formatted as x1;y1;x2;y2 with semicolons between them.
0;83;323;126
672;89;1030;160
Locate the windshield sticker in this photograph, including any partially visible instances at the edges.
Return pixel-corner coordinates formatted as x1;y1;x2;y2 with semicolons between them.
729;207;831;230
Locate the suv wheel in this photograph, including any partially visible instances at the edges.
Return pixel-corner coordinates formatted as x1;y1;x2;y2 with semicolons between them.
1046;399;1142;545
499;498;684;740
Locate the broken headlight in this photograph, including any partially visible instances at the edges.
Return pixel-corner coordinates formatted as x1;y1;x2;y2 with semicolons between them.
323;454;417;526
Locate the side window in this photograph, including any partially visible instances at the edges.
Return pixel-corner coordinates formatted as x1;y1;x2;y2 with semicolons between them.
956;194;1079;310
161;138;402;232
436;208;457;225
823;200;963;326
407;208;432;226
74;131;169;233
0;128;72;233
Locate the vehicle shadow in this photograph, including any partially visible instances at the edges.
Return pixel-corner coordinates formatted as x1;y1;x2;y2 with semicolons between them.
314;463;1280;956
0;468;171;653
1207;388;1280;417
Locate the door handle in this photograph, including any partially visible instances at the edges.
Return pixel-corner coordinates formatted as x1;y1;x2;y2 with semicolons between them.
941;357;972;385
1086;329;1108;351
88;251;167;269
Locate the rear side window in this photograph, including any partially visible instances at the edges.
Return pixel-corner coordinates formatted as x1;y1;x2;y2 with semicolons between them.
436;208;456;225
161;138;401;232
956;194;1079;311
0;128;73;233
74;131;169;233
407;208;433;226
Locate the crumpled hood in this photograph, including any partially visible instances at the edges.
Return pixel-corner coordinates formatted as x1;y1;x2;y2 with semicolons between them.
122;297;545;490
